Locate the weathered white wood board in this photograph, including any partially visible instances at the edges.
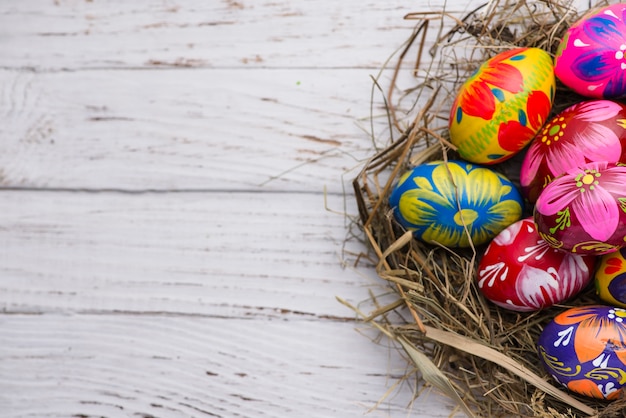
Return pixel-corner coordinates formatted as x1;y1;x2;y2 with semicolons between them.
1;68;393;192
0;0;481;416
0;191;458;417
0;0;480;192
0;0;455;71
0;191;369;317
1;314;456;418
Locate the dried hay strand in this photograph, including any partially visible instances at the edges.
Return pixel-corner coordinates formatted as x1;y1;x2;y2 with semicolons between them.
350;0;626;416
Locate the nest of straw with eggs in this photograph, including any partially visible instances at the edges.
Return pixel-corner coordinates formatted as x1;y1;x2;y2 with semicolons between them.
346;0;626;416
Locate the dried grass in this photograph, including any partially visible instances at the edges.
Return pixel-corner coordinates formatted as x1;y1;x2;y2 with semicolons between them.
350;0;626;416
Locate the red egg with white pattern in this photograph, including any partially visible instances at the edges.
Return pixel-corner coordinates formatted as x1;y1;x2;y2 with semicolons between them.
477;218;595;312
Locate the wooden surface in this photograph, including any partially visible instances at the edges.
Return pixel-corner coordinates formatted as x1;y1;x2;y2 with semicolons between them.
0;1;476;416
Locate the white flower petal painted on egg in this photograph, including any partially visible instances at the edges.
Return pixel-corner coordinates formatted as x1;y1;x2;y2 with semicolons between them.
573;38;590;47
515;265;560;309
493;219;523;246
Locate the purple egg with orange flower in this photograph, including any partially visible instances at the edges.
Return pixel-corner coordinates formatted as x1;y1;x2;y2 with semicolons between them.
449;47;555;165
520;99;626;203
537;305;626;400
534;161;626;255
554;3;626;99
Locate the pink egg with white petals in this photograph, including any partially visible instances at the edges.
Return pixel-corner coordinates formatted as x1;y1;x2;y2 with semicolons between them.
477;218;595;312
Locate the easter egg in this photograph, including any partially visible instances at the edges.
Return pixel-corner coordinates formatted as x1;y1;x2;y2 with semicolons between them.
520;100;626;203
534;161;626;255
595;248;626;307
448;47;555;165
477;218;595;312
554;3;626;99
388;160;523;248
537;305;626;400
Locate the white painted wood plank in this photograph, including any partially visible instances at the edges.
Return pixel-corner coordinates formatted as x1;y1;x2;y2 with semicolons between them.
0;68;402;192
0;1;495;416
0;191;376;318
0;314;458;418
0;0;478;192
0;0;456;71
0;190;459;417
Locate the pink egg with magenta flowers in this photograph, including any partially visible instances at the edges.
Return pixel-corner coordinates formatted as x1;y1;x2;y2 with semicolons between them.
534;161;626;255
520;100;626;203
477;218;595;312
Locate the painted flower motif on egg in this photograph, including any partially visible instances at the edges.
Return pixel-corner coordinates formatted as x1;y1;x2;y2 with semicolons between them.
477;218;594;312
534;161;626;255
388;160;523;248
595;247;626;307
537;305;626;400
520;100;626;203
555;3;626;98
449;47;555;164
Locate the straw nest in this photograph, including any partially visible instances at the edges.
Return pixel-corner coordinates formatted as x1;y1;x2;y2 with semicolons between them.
348;0;626;416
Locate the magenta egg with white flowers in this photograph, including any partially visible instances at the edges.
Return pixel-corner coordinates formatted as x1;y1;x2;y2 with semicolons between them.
554;3;626;99
477;218;595;312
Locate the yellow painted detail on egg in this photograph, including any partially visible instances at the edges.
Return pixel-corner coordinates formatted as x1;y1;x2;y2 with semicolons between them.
454;209;478;226
413;176;433;190
595;249;626;308
448;47;555;164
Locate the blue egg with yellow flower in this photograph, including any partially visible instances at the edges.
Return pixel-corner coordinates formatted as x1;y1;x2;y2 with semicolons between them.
389;160;523;247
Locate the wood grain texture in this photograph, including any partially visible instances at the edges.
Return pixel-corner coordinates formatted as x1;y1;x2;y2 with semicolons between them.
0;314;457;418
0;0;472;192
0;0;452;71
0;68;391;192
0;191;372;318
0;190;458;417
0;0;476;416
